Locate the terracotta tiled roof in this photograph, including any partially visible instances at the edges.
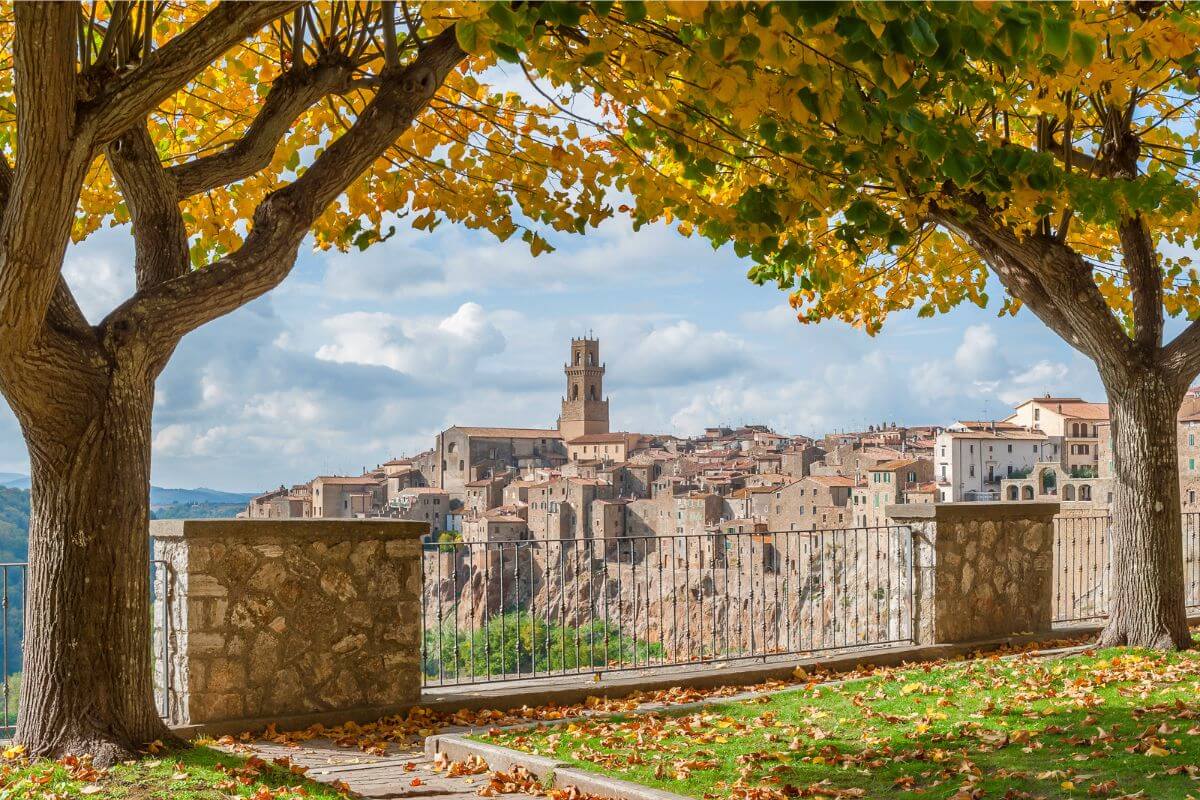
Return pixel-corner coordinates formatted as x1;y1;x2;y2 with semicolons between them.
1059;402;1109;420
806;475;857;488
871;459;920;471
313;475;381;485
450;426;562;439
567;432;640;445
484;513;527;524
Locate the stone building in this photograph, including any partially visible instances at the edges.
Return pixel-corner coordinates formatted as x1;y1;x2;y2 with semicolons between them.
246;485;311;519
766;476;854;532
311;475;384;518
525;476;615;542
850;458;935;528
392;487;451;538
464;474;511;518
566;432;641;463
1007;396;1108;476
433;426;565;498
558;337;610;441
462;511;529;544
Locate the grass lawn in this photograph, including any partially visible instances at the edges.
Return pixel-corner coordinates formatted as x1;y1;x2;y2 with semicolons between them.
479;647;1200;799
0;743;349;799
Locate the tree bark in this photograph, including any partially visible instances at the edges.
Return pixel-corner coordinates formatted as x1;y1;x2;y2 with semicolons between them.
14;370;171;763
1099;369;1192;649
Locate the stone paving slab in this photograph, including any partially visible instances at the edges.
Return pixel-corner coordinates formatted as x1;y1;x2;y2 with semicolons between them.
230;738;518;799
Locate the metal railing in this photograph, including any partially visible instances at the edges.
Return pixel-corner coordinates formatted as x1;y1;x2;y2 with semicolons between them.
1052;512;1200;626
0;558;172;737
421;526;915;686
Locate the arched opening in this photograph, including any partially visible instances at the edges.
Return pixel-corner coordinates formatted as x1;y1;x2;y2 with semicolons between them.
588;384;597;400
447;441;457;454
458;459;464;472
587;352;594;366
1006;485;1019;501
1080;484;1092;501
575;351;581;365
1040;469;1057;495
571;384;580;400
1063;484;1076;501
1022;485;1035;500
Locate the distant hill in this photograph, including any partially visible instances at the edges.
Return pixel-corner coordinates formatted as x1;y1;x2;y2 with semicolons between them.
0;474;29;490
0;476;257;508
150;502;245;520
0;487;29;562
149;486;257;508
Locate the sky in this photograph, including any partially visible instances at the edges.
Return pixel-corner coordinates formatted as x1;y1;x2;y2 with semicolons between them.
0;210;1112;492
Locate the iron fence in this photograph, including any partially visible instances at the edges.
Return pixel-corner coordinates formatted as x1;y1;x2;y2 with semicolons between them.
421;525;915;686
1051;513;1200;626
0;558;172;738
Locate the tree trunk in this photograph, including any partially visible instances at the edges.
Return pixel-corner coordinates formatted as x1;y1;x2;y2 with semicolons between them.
14;373;171;763
1100;371;1192;649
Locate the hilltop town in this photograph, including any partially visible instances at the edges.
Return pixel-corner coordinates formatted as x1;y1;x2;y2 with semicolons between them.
245;336;1200;541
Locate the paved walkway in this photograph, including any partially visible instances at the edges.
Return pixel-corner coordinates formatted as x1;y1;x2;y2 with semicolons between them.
237;736;520;799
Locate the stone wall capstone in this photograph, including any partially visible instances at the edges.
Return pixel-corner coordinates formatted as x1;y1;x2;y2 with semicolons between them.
887;502;1058;645
152;519;426;729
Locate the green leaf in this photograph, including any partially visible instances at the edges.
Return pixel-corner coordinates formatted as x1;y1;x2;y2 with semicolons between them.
581;50;606;67
905;18;938;57
491;41;520;63
623;1;646;24
454;21;478;54
1070;31;1097;67
487;3;518;30
943;150;974;186
1042;17;1070;58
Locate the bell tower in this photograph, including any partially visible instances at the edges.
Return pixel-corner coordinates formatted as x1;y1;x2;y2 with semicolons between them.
558;336;609;441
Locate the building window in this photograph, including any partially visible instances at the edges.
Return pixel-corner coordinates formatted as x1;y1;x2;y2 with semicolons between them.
1007;444;1012;453
969;465;975;477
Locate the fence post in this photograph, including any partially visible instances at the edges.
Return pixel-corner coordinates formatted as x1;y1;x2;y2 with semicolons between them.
150;518;427;733
887;502;1059;646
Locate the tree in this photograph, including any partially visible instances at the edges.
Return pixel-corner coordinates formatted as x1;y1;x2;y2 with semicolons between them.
0;1;632;760
525;2;1200;650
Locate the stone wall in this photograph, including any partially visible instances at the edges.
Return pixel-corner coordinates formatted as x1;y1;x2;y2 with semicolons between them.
888;502;1058;644
152;519;426;728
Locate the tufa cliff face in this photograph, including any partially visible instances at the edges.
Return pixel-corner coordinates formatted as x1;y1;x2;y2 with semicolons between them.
421;534;911;676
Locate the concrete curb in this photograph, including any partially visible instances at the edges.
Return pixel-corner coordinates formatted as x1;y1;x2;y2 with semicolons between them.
426;733;692;800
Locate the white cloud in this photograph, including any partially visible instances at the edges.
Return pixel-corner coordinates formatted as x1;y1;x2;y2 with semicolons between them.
614;321;751;388
61;227;136;323
315;302;505;378
317;217;722;301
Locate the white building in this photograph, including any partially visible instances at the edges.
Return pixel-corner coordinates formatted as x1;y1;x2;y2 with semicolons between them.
935;422;1050;502
1005;396;1107;475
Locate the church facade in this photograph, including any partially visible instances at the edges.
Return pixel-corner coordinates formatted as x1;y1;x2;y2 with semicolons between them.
432;337;611;497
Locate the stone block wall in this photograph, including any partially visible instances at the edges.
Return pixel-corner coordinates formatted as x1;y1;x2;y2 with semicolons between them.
152;519;426;728
888;502;1058;645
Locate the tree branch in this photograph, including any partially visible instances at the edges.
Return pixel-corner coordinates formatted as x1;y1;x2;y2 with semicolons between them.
106;126;189;291
930;199;1132;368
168;58;357;198
1121;212;1164;354
100;26;466;360
0;3;91;360
80;2;300;146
